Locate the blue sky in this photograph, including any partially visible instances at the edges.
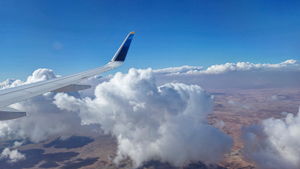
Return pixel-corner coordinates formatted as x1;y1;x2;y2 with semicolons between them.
0;0;299;81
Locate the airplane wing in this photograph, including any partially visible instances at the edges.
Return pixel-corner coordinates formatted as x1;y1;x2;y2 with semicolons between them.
0;31;135;121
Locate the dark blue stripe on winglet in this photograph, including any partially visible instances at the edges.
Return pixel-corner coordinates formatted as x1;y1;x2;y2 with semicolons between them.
113;32;134;62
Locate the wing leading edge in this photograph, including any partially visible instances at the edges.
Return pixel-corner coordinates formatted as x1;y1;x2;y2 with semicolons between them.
0;31;135;121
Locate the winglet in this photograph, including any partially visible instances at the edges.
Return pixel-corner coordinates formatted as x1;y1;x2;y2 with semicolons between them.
111;31;135;62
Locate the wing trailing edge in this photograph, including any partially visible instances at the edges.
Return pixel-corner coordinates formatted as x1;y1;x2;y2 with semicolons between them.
51;84;92;92
0;107;26;121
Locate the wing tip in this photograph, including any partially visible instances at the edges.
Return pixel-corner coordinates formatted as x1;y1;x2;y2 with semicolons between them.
111;32;135;62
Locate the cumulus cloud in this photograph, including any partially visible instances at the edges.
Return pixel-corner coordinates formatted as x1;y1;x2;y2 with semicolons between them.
242;107;300;169
0;148;25;163
25;68;58;84
0;67;234;167
0;79;23;90
0;79;16;89
54;68;234;167
154;60;300;89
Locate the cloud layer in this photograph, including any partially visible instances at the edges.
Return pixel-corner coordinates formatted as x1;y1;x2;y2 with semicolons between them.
154;59;300;89
153;65;203;74
1;59;298;167
0;68;234;167
242;107;300;169
155;60;299;75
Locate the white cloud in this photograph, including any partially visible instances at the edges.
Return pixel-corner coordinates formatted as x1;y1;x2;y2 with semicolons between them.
0;148;25;163
203;59;299;74
0;79;23;90
0;67;233;168
228;99;251;110
153;65;203;75
215;120;225;130
2;59;297;167
13;141;23;147
0;79;16;89
242;107;300;169
267;95;278;101
0;69;59;90
154;60;300;89
155;59;299;75
25;68;58;84
53;68;234;167
267;95;287;101
0;69;101;143
1;59;298;167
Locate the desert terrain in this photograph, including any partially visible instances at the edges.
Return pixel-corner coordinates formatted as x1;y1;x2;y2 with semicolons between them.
207;87;300;169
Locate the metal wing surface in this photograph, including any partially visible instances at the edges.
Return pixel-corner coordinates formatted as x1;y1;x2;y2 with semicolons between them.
0;31;135;120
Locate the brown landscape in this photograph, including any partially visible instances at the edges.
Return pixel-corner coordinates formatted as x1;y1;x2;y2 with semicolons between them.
1;87;299;169
207;87;300;169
